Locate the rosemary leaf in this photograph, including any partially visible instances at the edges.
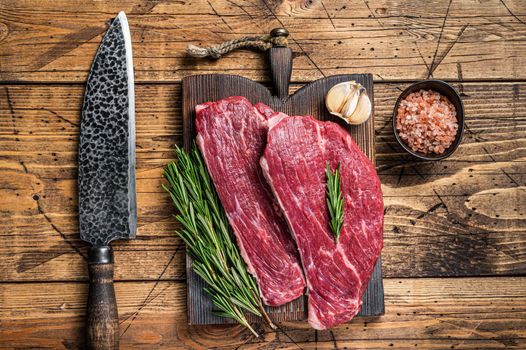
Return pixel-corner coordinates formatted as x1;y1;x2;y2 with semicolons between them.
326;162;345;241
163;144;272;336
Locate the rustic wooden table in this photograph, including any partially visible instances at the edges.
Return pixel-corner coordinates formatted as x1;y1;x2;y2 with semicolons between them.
1;1;525;349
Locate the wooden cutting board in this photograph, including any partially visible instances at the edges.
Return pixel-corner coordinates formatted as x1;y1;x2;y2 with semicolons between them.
182;46;384;325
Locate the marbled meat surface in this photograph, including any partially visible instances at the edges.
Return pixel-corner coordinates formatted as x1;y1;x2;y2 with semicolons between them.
195;96;306;306
260;115;384;329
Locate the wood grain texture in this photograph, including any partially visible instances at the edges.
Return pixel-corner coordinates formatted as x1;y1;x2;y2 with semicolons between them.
269;47;293;98
0;277;524;349
1;1;525;348
0;82;524;284
87;262;119;349
1;0;526;82
86;246;119;350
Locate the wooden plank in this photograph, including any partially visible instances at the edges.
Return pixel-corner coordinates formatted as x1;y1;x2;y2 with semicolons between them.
0;277;524;349
0;82;524;283
1;0;526;82
375;81;526;277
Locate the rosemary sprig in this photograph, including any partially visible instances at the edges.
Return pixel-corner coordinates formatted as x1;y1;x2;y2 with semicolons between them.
163;145;274;337
326;162;344;242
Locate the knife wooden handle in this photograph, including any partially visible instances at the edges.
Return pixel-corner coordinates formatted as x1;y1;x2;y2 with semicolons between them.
87;246;119;350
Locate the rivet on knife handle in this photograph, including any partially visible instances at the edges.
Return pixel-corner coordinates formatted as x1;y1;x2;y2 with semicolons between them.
86;246;119;350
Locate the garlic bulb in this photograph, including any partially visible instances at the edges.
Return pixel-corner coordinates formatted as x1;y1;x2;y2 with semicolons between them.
325;81;372;125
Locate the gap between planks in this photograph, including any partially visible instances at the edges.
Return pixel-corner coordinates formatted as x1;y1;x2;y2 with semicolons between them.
3;79;526;86
1;274;526;284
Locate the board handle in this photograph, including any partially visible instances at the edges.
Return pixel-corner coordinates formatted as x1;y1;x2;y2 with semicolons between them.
268;28;292;99
86;246;119;350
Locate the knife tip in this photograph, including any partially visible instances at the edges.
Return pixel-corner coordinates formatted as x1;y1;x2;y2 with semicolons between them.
117;11;127;21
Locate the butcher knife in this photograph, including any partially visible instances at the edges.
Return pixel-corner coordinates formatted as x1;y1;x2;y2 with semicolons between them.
78;11;136;349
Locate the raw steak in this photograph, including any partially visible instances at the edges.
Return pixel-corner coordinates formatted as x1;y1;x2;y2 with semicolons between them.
260;115;384;329
195;96;305;306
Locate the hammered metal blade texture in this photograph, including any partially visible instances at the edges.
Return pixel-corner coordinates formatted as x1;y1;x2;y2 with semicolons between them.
79;12;137;246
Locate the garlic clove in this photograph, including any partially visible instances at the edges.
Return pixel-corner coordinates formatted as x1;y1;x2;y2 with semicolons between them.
325;81;372;125
347;90;372;125
340;88;360;118
325;81;359;118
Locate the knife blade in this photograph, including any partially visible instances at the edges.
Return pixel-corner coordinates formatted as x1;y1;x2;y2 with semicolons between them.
78;11;136;350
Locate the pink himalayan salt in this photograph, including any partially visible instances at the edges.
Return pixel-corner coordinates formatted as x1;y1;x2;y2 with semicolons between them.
396;89;458;155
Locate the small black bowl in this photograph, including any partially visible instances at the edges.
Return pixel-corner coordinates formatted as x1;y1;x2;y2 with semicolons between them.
392;79;464;161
